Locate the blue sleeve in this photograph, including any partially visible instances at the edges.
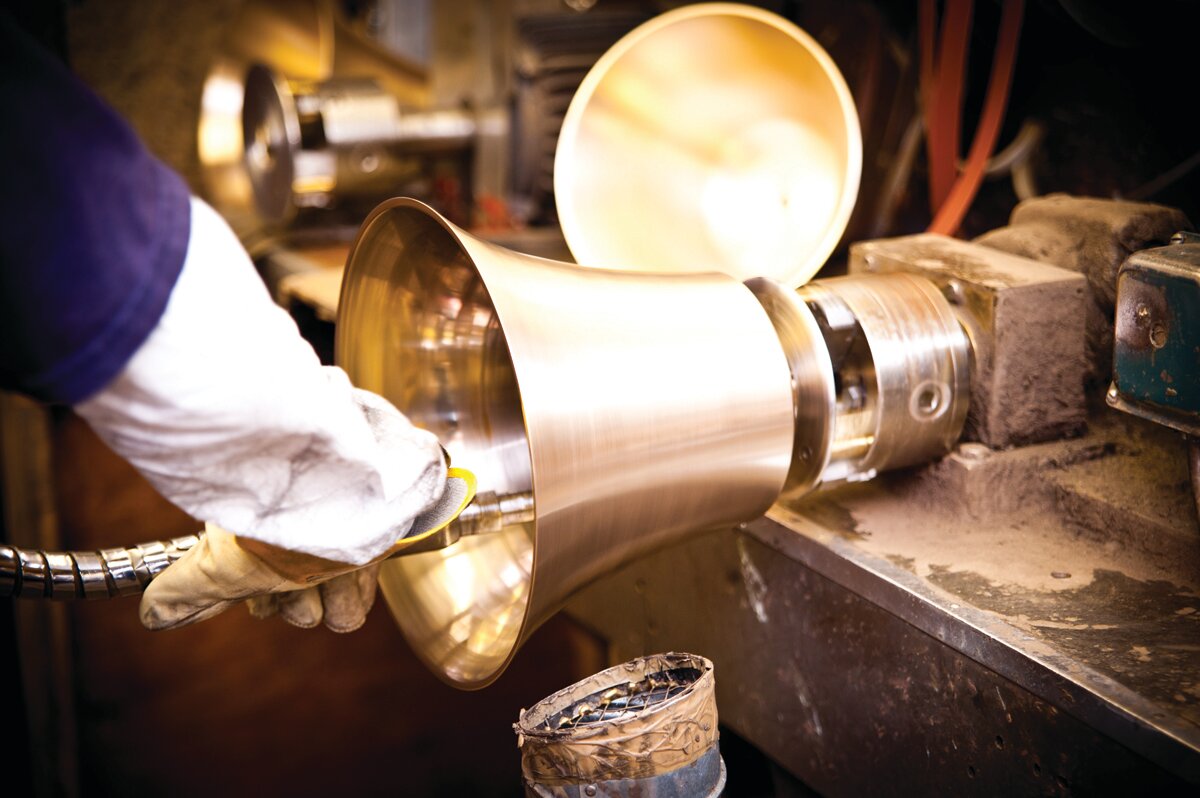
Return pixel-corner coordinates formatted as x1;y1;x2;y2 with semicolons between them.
0;11;191;405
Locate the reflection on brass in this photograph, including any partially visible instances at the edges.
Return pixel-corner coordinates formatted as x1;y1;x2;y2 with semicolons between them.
336;199;795;688
555;3;862;287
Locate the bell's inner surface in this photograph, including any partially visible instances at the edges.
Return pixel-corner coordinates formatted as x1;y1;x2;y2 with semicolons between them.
555;3;861;287
336;203;534;688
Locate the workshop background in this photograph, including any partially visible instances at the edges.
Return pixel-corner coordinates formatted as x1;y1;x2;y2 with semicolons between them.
3;0;1198;796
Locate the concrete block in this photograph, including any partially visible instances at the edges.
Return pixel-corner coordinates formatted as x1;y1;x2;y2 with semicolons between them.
975;194;1191;383
850;233;1088;448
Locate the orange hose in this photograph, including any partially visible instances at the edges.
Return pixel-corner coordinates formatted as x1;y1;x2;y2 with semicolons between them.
925;0;974;213
929;0;1024;235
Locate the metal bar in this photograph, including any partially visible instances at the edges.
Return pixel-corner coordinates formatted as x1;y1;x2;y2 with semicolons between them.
2;535;202;599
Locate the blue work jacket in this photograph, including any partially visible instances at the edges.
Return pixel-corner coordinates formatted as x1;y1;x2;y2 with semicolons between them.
0;11;190;404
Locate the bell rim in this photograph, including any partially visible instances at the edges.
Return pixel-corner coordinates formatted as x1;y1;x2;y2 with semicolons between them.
336;197;540;690
554;1;863;288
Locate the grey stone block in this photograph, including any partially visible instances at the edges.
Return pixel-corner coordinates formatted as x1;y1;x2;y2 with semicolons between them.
850;233;1088;448
975;194;1191;384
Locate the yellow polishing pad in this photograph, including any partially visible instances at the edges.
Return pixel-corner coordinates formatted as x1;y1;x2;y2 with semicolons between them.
388;467;477;554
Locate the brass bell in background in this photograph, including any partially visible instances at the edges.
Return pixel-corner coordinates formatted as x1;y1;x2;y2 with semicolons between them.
554;2;862;287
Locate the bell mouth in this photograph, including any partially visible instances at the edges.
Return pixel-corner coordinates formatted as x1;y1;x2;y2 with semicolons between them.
337;198;535;689
555;2;862;287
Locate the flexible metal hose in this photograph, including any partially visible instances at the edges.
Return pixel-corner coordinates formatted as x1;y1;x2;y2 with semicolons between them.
1;535;202;599
0;490;534;601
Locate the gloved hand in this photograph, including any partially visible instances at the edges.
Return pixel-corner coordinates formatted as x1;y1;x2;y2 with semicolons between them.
142;524;381;632
142;468;476;632
74;196;451;622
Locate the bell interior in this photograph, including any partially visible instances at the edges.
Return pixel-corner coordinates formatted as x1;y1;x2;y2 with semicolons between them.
555;3;861;287
336;200;535;689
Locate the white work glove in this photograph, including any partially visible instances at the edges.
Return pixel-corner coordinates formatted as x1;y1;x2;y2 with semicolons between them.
142;470;475;631
143;524;384;632
75;196;447;627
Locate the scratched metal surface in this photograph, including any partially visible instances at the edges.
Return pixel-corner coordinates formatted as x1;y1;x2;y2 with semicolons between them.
762;413;1200;749
567;518;1198;794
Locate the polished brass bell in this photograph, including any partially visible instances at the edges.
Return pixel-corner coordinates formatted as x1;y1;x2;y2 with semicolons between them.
337;198;797;688
554;2;862;288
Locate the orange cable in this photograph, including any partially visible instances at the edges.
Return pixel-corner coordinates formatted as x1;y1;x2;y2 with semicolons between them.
929;0;1024;236
926;0;974;213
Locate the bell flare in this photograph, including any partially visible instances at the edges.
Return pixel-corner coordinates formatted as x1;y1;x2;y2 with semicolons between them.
336;198;795;688
554;2;862;287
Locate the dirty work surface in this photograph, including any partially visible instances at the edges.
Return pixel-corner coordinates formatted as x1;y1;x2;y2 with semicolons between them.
771;409;1200;744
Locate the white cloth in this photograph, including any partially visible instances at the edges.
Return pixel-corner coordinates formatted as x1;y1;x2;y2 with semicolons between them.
76;197;445;565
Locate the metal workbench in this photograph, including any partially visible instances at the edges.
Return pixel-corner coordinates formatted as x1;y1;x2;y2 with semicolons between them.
567;418;1200;795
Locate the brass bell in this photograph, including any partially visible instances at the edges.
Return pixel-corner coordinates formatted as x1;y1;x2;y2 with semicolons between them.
554;2;862;287
337;198;796;688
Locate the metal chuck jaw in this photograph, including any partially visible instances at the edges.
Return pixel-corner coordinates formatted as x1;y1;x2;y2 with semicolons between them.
747;272;971;499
